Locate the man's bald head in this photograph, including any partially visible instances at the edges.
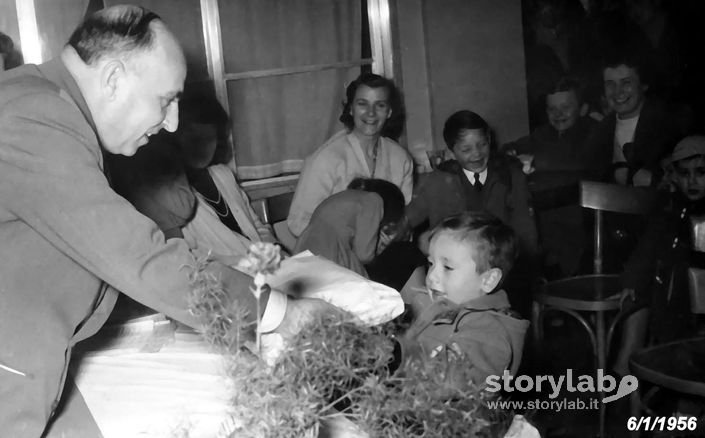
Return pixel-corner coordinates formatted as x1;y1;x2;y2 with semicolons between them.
63;5;186;156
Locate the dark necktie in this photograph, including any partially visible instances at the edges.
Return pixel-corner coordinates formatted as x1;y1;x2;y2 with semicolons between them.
473;172;482;191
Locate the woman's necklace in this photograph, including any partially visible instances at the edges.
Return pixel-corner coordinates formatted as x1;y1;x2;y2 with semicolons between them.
188;170;230;218
368;139;379;178
203;191;230;218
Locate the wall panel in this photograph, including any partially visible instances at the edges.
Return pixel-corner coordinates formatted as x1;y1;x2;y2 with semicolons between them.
422;0;528;147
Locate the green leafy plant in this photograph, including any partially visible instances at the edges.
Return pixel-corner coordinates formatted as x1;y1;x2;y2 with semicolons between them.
186;247;513;438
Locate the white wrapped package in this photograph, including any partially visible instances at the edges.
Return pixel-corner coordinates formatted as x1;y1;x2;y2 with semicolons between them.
258;251;404;365
266;251;405;326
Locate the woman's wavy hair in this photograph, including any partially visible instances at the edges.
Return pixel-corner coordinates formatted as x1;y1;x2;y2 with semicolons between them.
339;73;405;141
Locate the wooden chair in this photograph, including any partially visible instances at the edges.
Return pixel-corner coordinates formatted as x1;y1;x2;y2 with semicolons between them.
532;180;660;437
251;191;296;252
688;215;705;314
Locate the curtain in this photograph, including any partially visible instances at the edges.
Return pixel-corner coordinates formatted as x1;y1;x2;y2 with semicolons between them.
219;0;362;180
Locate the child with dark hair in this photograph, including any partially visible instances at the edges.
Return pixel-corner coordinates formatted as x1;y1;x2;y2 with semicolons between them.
293;178;405;278
397;211;529;386
406;110;538;316
408;110;537;257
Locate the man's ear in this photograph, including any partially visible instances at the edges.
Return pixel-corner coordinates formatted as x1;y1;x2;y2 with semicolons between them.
101;60;126;101
480;267;503;293
387;109;392;119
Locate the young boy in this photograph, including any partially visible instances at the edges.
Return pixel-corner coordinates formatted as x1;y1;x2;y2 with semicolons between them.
614;136;705;374
406;110;538;316
503;76;597;176
502;77;597;277
398;211;529;386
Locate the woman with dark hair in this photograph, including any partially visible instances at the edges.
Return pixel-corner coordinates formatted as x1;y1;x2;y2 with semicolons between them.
287;73;414;237
109;91;278;258
293;178;405;278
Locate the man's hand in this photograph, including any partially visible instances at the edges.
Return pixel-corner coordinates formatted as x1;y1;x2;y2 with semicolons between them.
273;297;339;340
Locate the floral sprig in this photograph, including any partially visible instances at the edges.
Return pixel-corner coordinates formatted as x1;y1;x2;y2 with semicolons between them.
235;242;282;353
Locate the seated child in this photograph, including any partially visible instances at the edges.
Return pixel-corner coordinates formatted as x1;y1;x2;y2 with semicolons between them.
406;110;538;316
614;136;705;374
397;211;530;386
407;110;538;259
502;76;598;176
502;76;598;277
293;178;405;278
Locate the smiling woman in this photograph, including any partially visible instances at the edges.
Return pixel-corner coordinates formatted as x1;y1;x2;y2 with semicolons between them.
286;72;413;237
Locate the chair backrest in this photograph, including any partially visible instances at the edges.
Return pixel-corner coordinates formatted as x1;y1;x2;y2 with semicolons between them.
691;215;705;253
688;216;705;314
580;181;661;274
251;191;295;225
688;268;705;314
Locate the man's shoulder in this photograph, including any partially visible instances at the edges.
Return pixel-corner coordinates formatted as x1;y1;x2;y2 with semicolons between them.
0;64;62;103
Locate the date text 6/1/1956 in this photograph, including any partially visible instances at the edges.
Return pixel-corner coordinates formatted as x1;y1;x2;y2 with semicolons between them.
627;417;697;432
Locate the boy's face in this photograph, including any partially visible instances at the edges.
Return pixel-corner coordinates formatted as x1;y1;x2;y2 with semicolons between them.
546;90;580;133
452;129;490;173
674;156;705;201
426;231;500;305
603;64;647;119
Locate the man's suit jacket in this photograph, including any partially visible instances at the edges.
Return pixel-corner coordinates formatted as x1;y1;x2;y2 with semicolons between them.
0;58;255;436
406;157;538;256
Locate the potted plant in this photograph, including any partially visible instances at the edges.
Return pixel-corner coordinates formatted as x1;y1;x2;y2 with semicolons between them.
186;243;517;437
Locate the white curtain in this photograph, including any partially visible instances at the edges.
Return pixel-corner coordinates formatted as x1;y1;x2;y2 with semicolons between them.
219;0;363;180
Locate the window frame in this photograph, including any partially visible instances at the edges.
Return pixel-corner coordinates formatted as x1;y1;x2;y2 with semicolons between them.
199;0;394;172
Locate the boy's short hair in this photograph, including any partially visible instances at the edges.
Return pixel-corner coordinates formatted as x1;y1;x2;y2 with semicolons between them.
547;76;584;104
429;211;518;276
442;110;490;150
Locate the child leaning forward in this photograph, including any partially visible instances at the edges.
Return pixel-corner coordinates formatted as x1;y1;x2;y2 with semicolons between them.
395;211;530;387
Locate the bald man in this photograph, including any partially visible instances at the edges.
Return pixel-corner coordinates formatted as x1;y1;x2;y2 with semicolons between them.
0;6;324;436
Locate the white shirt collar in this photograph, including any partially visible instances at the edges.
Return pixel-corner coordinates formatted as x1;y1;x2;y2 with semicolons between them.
462;167;487;184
